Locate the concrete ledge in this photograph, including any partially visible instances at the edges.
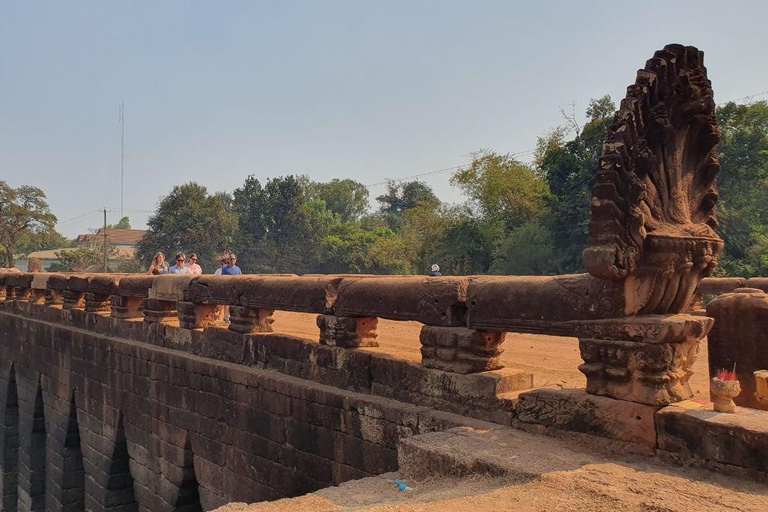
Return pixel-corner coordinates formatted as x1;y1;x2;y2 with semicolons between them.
656;401;768;480
515;388;660;449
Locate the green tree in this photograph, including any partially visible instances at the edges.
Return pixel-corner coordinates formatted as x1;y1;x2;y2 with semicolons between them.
136;183;237;273
318;224;412;274
310;179;370;223
536;95;616;272
489;220;562;275
451;150;549;230
107;216;131;229
0;181;57;267
15;229;73;256
376;181;440;230
715;101;768;276
232;175;335;273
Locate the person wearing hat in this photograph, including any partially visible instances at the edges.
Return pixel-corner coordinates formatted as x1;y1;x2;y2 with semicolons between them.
429;264;442;277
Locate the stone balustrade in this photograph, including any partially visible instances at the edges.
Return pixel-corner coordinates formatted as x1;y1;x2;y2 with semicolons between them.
0;271;724;406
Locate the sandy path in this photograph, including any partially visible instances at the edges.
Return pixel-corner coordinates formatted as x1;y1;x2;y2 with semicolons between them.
270;311;711;397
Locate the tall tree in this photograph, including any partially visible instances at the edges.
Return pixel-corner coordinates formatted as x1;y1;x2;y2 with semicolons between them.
107;217;131;230
310;179;370;223
232;175;335;273
0;181;56;267
376;180;439;230
136;183;237;273
451;150;549;230
536;95;615;272
715;101;768;276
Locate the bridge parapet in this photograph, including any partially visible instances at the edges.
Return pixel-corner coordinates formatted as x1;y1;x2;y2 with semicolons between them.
0;270;716;406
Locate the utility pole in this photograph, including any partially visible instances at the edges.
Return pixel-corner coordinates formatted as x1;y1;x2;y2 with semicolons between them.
119;103;125;219
103;208;108;273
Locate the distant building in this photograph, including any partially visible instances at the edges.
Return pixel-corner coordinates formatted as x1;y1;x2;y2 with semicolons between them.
75;229;146;253
15;248;77;271
14;229;146;271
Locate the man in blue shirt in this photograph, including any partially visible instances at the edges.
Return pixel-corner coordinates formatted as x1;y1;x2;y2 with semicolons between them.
169;253;191;274
222;253;242;275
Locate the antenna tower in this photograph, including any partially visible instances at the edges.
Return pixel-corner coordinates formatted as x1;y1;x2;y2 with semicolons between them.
119;103;125;218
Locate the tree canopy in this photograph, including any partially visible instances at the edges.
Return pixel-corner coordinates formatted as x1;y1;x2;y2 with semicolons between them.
13;96;765;278
0;181;57;267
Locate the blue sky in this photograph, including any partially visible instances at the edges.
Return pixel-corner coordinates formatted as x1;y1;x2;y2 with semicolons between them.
2;1;767;237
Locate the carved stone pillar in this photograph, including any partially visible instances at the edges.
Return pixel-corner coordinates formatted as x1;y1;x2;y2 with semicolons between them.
13;286;31;302
317;315;378;348
84;293;111;313
30;289;46;305
45;289;63;306
142;298;176;324
577;314;712;405
62;290;85;310
177;301;219;330
110;295;143;319
228;306;274;334
420;326;504;374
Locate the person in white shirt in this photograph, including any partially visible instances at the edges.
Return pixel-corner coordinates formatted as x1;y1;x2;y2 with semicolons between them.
214;258;227;275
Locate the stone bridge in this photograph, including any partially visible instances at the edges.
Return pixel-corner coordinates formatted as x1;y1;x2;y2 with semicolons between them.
2;43;768;511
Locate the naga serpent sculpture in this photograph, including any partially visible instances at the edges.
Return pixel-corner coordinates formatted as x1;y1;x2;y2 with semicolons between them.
583;43;723;316
469;44;724;330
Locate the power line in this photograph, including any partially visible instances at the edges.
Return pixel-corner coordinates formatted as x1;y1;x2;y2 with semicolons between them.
55;209;103;227
718;90;768;106
364;148;538;188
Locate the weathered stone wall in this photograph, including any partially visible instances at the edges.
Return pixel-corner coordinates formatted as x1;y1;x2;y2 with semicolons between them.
0;307;482;511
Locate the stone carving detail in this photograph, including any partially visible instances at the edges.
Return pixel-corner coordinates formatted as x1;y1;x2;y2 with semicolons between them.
420;326;505;374
577;314;712;405
110;295;143;319
62;290;85;310
317;315;378;348
142;298;176;324
84;293;111;313
228;306;274;334
583;44;723;315
178;301;220;330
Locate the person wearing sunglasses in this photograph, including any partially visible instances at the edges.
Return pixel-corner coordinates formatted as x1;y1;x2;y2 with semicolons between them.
221;253;242;275
168;253;191;274
186;253;203;274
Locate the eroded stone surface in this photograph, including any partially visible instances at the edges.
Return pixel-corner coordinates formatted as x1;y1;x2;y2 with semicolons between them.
317;315;378;348
515;388;659;447
420;326;504;374
657;403;768;477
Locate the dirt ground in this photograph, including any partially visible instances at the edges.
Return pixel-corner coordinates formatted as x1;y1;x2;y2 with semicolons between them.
270;311;711;397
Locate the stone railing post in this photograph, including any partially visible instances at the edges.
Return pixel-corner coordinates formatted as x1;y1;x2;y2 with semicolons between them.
8;274;33;304
110;295;143;319
62;289;85;309
576;314;712;405
111;275;154;320
316;315;378;348
420;326;504;374
84;275;121;314
46;274;70;307
142;298;177;324
177;301;219;330
228;306;274;334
